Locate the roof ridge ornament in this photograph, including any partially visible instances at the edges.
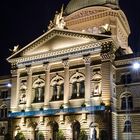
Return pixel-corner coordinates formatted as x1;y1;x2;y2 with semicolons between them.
48;5;66;30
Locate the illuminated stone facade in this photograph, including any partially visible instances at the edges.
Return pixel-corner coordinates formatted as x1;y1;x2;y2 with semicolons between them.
0;76;11;140
7;0;140;140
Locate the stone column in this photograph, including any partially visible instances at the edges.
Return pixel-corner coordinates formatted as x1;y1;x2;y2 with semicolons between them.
83;55;91;106
63;59;69;108
44;63;50;109
11;69;20;112
26;66;33;111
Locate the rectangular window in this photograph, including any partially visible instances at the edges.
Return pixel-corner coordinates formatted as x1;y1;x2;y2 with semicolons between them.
0;108;7;118
0;90;8;99
121;74;132;84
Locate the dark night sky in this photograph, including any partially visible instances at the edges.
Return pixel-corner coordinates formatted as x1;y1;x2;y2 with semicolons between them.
0;0;140;76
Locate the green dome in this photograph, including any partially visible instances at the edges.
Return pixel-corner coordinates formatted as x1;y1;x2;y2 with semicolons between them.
65;0;119;15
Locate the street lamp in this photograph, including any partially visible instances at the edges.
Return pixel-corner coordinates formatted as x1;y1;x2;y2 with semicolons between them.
7;83;12;87
132;62;140;70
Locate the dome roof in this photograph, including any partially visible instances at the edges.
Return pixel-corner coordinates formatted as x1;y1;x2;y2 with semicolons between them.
65;0;119;15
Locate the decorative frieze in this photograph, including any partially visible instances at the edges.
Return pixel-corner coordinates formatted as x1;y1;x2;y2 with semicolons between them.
21;29;97;56
66;9;118;26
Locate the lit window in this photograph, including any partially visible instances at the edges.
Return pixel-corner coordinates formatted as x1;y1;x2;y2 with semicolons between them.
33;77;45;103
52;83;64;101
70;72;85;99
71;81;85;99
19;83;27;104
34;87;44;103
91;72;102;97
50;74;64;101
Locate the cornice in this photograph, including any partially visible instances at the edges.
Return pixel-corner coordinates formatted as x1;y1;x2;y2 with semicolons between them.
65;8;130;35
9;38;114;67
22;29;98;56
7;28;104;61
66;9;117;25
115;57;140;66
65;7;108;21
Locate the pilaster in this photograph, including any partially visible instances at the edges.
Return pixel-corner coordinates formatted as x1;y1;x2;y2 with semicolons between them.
44;63;50;109
83;55;91;106
26;66;33;111
63;59;69;108
10;68;20;112
100;42;115;106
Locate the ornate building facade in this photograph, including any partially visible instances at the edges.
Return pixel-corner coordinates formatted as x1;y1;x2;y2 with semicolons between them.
7;0;140;140
0;76;11;140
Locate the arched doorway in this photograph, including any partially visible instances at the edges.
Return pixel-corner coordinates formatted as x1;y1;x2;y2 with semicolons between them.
72;121;80;140
89;123;99;140
15;132;25;140
48;121;59;140
35;132;45;140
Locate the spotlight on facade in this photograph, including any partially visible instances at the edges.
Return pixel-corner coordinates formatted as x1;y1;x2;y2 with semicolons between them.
7;83;12;87
133;62;140;70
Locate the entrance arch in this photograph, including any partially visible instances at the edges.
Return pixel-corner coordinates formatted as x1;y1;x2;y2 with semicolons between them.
72;120;81;140
48;121;59;140
15;132;25;140
35;132;45;140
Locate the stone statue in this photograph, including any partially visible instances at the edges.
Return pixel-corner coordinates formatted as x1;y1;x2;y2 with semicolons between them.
9;45;19;54
48;5;66;30
99;24;111;35
54;11;60;26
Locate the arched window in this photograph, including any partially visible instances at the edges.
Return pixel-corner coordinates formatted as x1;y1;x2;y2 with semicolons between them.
33;77;45;103
124;120;132;133
70;72;85;99
72;121;80;140
0;105;7;118
51;75;64;101
91;72;102;97
15;132;25;140
121;93;133;110
19;82;27;104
